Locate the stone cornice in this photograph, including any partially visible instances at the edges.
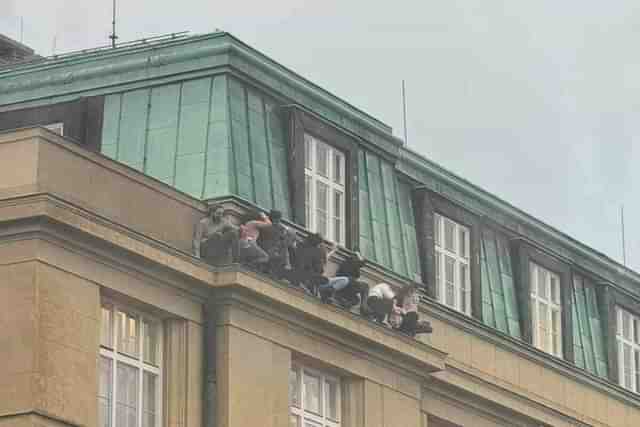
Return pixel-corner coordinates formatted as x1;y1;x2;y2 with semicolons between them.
0;192;447;379
419;297;640;412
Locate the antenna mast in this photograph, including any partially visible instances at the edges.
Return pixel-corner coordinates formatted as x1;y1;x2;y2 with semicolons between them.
402;79;408;145
109;0;118;48
621;205;627;266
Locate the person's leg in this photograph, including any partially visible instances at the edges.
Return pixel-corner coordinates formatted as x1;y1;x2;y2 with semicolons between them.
319;277;345;302
400;312;418;335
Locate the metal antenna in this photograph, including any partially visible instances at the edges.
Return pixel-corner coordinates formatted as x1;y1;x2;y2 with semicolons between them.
109;0;118;48
621;205;627;266
402;79;408;145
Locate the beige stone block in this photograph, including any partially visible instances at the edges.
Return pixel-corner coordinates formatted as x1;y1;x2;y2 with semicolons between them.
583;388;607;423
470;337;496;377
0;372;33;417
0;240;38;266
607;397;627;424
221;326;290;427
0;140;38;191
0;298;37;378
0;262;37;310
444;324;471;366
625;405;640;427
563;379;585;419
382;386;421;427
540;368;565;409
34;339;97;427
494;347;519;386
363;380;383;427
517;358;543;397
39;299;98;353
36;263;100;320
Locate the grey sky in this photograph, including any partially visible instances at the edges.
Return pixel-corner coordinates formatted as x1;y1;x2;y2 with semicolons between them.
2;0;639;271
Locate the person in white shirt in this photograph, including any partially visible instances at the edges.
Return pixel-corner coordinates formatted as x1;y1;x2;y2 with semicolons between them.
394;283;433;336
366;283;396;324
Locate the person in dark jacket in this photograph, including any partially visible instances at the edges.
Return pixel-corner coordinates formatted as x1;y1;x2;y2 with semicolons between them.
290;233;333;295
319;252;369;314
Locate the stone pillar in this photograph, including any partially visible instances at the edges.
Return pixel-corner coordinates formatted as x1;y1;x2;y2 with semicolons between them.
165;319;203;427
0;261;100;427
216;324;290;427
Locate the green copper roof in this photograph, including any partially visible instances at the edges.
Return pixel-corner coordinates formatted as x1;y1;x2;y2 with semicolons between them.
2;30;640;296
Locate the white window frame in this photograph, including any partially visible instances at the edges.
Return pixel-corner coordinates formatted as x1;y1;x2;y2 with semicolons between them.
530;262;563;357
616;306;640;393
290;363;341;427
43;122;64;136
434;213;471;314
99;300;163;427
304;133;346;245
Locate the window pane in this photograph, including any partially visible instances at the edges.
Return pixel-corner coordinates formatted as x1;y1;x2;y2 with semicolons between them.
303;371;322;415
623;312;631;340
305;175;312;227
444;220;455;252
116;363;139;427
143;372;157;427
435;252;441;300
459;228;468;258
101;306;113;348
142;320;158;365
459;264;468;313
333;191;343;243
537;268;548;300
333;152;342;184
316;142;328;177
316;182;328;238
118;310;139;357
325;379;338;421
551;310;561;355
444;256;455;307
550;275;559;304
304;135;312;169
635;318;640;344
635;350;640;392
290;367;300;407
99;357;112;427
624;344;633;388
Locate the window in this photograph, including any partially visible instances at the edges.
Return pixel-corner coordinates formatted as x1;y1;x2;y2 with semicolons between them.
617;307;640;393
43;122;64;136
304;133;346;245
530;262;562;357
290;364;341;427
434;213;471;314
99;302;162;427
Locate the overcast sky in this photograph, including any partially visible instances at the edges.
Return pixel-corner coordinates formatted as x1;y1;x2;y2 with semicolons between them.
2;0;639;272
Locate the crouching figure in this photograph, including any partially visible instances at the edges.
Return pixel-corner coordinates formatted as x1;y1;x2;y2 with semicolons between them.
193;205;239;266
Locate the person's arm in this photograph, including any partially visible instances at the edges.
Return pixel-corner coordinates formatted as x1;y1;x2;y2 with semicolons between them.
254;213;272;229
326;242;338;259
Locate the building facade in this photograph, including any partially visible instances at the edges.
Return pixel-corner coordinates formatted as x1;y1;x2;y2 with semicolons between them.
1;32;639;427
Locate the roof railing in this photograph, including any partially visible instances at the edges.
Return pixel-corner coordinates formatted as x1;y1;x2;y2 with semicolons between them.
0;31;195;71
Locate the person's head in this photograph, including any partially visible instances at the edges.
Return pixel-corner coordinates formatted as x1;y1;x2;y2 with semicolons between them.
208;205;225;221
398;282;418;298
269;209;283;224
242;210;263;223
